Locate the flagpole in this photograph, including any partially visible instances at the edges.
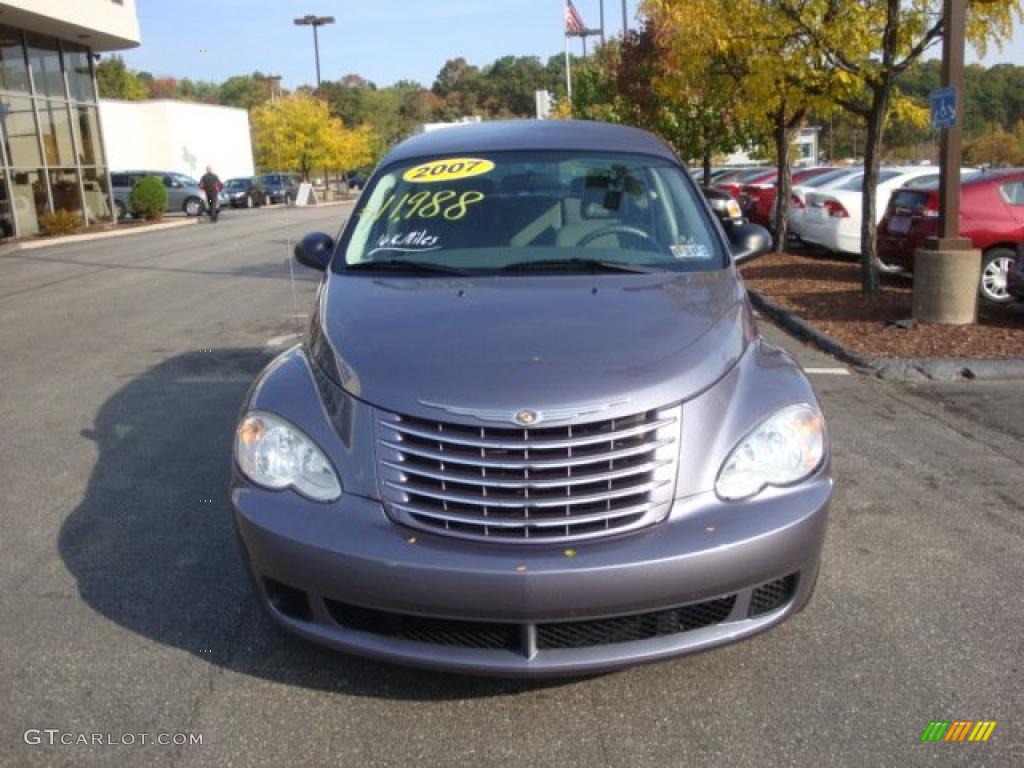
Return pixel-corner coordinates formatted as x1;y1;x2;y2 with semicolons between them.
564;0;573;116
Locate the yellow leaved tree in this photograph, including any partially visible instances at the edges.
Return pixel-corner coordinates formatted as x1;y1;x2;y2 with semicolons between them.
251;93;376;180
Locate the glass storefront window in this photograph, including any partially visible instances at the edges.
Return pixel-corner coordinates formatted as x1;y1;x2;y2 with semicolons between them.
0;26;29;92
81;167;112;222
74;105;104;166
62;43;95;103
0;171;14;237
49;167;84;221
10;168;46;236
36;100;76;166
0;95;42;168
26;35;64;99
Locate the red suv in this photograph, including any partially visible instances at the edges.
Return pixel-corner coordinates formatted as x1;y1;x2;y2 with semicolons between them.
739;167;839;229
877;169;1024;303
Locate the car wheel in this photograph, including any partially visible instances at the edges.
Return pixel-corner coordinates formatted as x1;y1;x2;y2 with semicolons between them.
285;192;294;206
245;193;254;209
183;197;202;217
979;248;1015;304
115;201;127;221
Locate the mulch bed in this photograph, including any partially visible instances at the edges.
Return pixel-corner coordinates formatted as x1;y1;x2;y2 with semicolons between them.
740;250;1024;359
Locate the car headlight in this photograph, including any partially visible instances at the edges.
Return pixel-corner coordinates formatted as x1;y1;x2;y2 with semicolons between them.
234;411;341;501
715;404;826;501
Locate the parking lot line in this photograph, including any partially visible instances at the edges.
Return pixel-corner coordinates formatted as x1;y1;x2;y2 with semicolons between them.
804;367;850;375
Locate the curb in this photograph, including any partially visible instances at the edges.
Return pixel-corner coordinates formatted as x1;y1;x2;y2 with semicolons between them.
748;290;1024;382
0;218;197;253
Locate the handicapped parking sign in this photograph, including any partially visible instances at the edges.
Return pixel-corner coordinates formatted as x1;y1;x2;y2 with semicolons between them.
930;87;957;129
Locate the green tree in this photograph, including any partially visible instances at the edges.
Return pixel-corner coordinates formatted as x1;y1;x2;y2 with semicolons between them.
96;56;148;100
218;74;271;110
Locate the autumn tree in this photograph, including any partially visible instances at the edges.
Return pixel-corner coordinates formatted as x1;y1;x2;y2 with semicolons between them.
648;0;839;247
251;94;375;179
775;0;1022;293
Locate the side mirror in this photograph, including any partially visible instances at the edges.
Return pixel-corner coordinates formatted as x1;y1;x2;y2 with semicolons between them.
294;232;335;271
728;222;772;264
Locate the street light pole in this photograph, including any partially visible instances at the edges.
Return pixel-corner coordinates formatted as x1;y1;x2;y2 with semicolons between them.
293;14;335;88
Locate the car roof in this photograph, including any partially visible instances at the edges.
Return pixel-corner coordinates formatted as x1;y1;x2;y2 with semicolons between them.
381;119;680;167
964;167;1024;185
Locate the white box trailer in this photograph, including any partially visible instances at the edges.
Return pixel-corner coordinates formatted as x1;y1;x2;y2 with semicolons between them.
99;99;255;182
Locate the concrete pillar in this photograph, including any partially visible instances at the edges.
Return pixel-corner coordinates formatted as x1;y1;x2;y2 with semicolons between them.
912;248;982;325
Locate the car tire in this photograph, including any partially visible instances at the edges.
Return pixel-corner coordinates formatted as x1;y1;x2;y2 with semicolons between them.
979;248;1015;304
245;193;254;209
183;197;202;217
285;192;294;206
115;200;127;221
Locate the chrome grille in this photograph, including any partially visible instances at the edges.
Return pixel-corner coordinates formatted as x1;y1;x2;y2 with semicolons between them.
376;406;681;543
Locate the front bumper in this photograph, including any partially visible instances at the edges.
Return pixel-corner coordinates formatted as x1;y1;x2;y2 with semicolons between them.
233;476;830;677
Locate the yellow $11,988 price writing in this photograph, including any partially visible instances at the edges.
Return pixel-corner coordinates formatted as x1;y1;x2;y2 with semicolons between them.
364;189;486;222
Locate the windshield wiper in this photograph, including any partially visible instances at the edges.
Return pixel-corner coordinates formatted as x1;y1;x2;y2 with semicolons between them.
500;258;658;274
346;259;469;276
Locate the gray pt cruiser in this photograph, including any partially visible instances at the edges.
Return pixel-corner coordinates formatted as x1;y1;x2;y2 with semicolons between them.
232;120;832;677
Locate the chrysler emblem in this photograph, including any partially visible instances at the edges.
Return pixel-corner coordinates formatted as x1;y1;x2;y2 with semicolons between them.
515;409;539;426
418;398;630;426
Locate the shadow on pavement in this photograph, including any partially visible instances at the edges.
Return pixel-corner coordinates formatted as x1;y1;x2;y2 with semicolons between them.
58;348;574;700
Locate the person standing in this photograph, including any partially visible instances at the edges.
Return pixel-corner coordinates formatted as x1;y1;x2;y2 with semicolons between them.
198;165;223;222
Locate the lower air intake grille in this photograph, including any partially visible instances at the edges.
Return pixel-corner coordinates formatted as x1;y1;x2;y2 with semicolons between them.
326;600;519;650
748;574;798;617
536;596;736;649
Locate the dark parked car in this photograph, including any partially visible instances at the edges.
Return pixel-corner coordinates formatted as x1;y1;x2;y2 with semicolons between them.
1008;244;1024;300
219;177;267;208
232;120;831;677
701;185;745;225
253;172;301;204
111;171;206;219
877;168;1024;303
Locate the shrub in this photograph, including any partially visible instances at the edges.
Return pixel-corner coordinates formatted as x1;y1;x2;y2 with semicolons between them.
129;175;167;219
38;209;82;236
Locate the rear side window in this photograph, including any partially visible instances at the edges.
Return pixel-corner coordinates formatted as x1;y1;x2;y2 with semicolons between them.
111;174;130;187
1000;181;1024;205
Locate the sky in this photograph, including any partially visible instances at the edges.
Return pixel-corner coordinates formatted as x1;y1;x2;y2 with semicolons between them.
122;0;1023;90
123;0;645;89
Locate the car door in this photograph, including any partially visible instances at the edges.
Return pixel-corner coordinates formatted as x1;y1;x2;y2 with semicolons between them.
162;174;186;211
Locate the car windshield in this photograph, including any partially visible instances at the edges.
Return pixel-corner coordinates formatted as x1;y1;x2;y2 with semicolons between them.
226;179;247;189
339;151;725;274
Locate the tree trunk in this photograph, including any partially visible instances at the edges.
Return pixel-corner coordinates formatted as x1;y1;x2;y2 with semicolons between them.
771;105;806;254
702;150;712;187
859;86;891;295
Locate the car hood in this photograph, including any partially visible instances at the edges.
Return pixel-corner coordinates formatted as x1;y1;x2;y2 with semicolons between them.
313;269;754;423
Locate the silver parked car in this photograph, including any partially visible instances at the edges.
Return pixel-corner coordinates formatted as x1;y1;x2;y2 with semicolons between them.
232;120;832;677
111;171;206;219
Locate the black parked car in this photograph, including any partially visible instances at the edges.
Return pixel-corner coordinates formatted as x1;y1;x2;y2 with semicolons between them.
219;177;267;208
701;185;745;225
253;172;301;205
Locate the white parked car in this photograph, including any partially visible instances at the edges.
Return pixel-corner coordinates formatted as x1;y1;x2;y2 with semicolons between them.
787;168;863;241
800;166;973;255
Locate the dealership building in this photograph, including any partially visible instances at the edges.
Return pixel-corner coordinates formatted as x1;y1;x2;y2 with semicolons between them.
0;0;140;237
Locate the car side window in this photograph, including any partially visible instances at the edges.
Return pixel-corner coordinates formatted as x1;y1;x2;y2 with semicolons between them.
112;174;129;187
999;181;1024;205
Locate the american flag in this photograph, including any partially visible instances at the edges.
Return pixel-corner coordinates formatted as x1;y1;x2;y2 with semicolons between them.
565;0;586;36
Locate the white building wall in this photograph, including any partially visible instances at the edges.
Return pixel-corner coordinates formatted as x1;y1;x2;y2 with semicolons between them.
99;100;255;181
0;0;140;50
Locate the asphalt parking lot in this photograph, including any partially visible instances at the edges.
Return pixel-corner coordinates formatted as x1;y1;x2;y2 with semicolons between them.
1;204;1021;767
